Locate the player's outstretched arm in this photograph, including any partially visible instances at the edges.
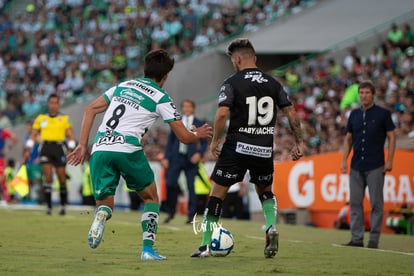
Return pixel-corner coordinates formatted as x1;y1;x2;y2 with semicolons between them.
281;105;304;161
67;96;109;166
168;120;212;145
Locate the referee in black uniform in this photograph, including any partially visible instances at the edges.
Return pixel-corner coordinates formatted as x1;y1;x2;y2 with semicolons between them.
25;94;76;215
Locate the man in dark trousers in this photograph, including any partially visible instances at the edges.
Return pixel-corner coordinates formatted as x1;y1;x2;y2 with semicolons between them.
341;81;396;249
161;99;208;224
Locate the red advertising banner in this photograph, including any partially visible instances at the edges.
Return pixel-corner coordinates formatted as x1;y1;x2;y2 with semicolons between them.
273;149;414;213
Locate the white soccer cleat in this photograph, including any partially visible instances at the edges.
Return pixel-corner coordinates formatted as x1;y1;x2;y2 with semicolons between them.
88;210;108;249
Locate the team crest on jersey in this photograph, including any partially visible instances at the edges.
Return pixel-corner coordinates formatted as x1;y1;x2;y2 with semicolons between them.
244;71;268;83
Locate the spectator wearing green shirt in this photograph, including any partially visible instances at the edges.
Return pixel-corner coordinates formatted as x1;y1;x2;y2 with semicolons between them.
327;58;341;78
387;23;403;46
400;23;414;50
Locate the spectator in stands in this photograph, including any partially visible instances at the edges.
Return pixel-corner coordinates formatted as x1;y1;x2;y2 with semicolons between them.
397;111;414;138
0;110;11;128
285;66;300;92
3;102;19;125
387;23;403;46
401;24;414;48
193;27;210;50
327;58;340;78
111;46;127;80
343;47;359;72
22;91;41;118
2;0;308;125
369;46;383;65
190;0;209;18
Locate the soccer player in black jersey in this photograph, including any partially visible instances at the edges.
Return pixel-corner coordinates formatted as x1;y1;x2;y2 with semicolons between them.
191;38;304;258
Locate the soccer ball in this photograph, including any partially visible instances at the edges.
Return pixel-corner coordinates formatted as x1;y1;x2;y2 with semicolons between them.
210;226;234;257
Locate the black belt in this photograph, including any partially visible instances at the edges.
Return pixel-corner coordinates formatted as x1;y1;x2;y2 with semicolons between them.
43;141;64;145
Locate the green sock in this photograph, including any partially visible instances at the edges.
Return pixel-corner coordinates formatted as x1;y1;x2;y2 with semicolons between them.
141;202;160;247
262;198;277;231
200;214;219;247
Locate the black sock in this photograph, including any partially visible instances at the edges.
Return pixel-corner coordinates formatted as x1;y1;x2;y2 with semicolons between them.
44;184;52;209
60;183;67;207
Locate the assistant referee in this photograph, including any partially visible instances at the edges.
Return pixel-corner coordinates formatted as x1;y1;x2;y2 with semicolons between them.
25;93;76;215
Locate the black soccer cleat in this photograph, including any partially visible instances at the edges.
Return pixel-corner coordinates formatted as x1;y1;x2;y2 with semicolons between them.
264;225;279;258
190;245;211;257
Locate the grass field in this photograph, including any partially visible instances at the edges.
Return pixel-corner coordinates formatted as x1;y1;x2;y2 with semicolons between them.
0;207;413;276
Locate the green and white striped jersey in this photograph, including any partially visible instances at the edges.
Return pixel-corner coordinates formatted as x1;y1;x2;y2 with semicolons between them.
92;78;180;154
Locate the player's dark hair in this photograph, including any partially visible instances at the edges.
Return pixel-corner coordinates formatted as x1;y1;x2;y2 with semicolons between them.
358;81;376;94
144;49;175;82
226;38;255;57
47;93;60;102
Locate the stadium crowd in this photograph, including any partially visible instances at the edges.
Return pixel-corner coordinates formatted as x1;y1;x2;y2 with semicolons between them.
0;0;412;163
0;0;311;127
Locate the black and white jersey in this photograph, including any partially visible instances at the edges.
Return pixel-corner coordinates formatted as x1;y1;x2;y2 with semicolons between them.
218;68;292;159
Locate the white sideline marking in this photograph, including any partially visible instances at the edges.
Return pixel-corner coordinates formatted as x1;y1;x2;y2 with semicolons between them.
245;235;264;241
288;239;311;243
332;243;414;257
245;236;311;243
244;236;414;257
164;226;181;231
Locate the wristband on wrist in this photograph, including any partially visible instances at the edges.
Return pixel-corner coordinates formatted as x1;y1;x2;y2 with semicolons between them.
25;139;35;149
67;140;76;149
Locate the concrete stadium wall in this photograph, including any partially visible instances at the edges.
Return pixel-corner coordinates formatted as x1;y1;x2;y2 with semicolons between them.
164;51;233;106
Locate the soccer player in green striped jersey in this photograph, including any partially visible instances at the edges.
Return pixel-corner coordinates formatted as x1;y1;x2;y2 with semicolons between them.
67;49;212;261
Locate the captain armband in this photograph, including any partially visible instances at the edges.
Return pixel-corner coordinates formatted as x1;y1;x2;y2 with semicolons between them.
67;140;76;150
